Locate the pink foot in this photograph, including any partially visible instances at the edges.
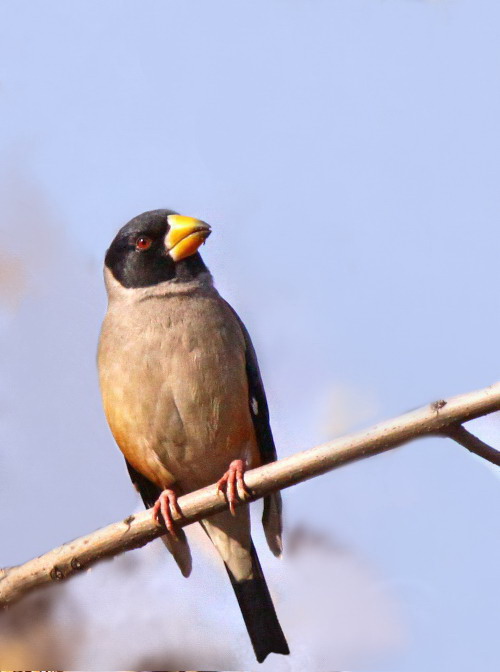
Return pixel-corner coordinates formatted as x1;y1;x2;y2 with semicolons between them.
152;488;182;539
216;459;251;515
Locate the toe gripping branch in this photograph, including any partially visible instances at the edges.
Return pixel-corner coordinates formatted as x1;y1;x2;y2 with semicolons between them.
152;489;183;539
216;459;251;515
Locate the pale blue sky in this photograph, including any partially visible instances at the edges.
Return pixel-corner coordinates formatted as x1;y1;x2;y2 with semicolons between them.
1;1;500;669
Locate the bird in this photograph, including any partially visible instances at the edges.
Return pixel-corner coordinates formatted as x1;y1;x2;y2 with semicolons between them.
97;209;290;663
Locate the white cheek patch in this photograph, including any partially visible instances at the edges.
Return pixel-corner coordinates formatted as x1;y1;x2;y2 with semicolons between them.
251;397;259;416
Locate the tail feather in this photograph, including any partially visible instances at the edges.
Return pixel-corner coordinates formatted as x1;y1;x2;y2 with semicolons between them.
160;528;192;577
225;542;289;663
263;491;283;557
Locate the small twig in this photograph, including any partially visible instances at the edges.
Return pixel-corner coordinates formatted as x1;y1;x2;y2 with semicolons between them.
444;424;500;466
2;381;500;607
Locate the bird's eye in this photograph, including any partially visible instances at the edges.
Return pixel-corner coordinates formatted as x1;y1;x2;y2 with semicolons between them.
135;236;152;251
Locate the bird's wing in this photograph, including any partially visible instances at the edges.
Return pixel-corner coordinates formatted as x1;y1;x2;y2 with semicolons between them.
125;459;192;577
223;301;283;557
125;458;161;508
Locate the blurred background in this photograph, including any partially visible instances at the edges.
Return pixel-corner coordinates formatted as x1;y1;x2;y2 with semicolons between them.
1;0;500;670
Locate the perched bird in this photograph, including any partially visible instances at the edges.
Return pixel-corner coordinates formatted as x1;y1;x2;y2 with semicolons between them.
98;209;289;663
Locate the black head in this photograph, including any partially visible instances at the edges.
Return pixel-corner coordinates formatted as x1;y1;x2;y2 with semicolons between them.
105;209;211;288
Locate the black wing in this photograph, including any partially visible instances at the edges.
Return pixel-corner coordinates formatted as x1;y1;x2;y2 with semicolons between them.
224;301;283;556
242;331;279;464
125;459;162;509
225;302;278;465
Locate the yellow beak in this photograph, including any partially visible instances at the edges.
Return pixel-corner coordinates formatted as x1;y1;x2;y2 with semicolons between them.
165;215;211;262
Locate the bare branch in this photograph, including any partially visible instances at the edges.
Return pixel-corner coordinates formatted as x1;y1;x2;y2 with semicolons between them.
444;424;500;466
2;381;500;607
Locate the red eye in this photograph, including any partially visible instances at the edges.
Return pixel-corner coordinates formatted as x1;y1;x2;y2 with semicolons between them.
136;236;152;251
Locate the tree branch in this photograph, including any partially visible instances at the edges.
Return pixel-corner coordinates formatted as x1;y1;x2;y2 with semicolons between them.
444;423;500;466
2;381;500;607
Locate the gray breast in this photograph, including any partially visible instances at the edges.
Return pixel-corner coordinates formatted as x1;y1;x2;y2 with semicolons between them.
98;279;257;490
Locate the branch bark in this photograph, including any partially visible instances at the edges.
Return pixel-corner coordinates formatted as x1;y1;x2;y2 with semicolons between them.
444;423;500;466
2;381;500;607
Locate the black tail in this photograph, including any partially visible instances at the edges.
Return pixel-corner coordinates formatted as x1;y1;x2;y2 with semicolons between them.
225;542;290;663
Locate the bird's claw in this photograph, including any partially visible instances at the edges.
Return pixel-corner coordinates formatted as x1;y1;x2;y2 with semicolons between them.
152;488;182;540
216;459;250;515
